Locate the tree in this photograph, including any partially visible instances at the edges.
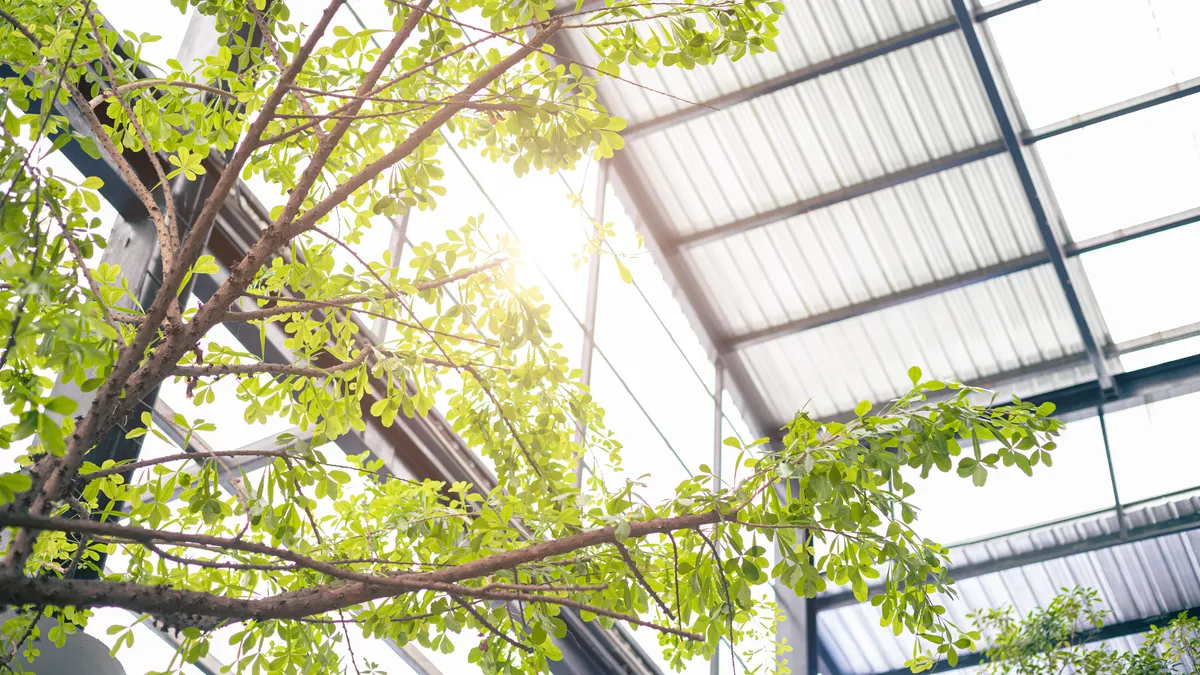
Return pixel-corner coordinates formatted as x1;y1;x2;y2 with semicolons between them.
972;587;1200;674
0;1;1064;673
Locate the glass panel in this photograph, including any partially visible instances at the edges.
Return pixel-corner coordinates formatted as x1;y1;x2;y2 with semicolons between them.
987;0;1200;128
1105;390;1200;503
1121;335;1200;371
94;0;195;70
157;322;295;453
1079;223;1200;343
1034;97;1200;241
587;356;693;506
86;608;205;675
903;416;1114;545
593;242;717;486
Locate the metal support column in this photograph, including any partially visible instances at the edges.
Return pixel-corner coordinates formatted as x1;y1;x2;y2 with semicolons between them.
1097;405;1128;538
951;0;1116;396
710;359;724;675
574;160;609;487
372;212;410;342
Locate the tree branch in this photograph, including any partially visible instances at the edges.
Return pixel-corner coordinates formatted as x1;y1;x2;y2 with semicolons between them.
453;594;534;653
615;540;674;621
173;349;368;378
79;448;292;482
88;79;238;109
227;257;507;322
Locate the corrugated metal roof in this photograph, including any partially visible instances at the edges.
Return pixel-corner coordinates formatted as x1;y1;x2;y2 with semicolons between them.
819;495;1200;675
620;32;998;236
734;265;1086;421
680;153;1043;336
568;0;956;126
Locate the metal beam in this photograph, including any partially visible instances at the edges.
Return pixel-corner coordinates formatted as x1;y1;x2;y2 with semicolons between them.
671;51;1200;267
723;203;1200;352
1069;204;1200;256
960;2;1113;392
817;488;1200;612
723;252;1045;352
621;0;1047;141
1025;75;1200;144
623;18;960;141
673;143;1005;252
975;0;1043;20
867;602;1200;675
549;36;775;438
811;322;1200;430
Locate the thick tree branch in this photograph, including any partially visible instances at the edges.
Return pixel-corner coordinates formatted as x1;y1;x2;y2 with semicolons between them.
174;349;368;378
0;507;730;620
3;0;348;576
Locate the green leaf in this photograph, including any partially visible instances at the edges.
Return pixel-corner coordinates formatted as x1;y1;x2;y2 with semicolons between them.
0;472;33;504
908;366;922;385
854;400;871;417
971;464;988;487
615;258;632;284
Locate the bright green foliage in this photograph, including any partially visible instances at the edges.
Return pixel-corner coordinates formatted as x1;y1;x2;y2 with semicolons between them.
972;587;1200;674
0;1;1067;674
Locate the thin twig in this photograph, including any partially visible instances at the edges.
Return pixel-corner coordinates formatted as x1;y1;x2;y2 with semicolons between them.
615;540;674;621
453;594;534;653
79;448;291;482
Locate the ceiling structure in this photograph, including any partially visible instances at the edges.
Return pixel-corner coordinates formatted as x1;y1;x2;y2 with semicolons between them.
18;0;1200;674
560;0;1200;432
557;0;1200;673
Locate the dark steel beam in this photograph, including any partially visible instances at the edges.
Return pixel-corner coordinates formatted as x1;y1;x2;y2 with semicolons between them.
867;602;1200;675
961;2;1113;392
674;143;1005;252
818;489;1200;612
623;18;960;141
814;353;1200;612
723;202;1200;352
723;252;1045;352
621;0;1048;141
1025;76;1200;144
675;58;1200;258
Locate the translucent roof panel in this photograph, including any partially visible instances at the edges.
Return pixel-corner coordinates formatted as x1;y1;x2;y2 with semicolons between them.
564;0;956;126
1121;334;1200;371
681;154;1041;338
1079;222;1200;343
818;498;1200;675
903;416;1114;545
623;32;998;237
1105;390;1200;503
987;0;1200;128
1034;96;1200;241
738;265;1086;422
94;0;195;69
